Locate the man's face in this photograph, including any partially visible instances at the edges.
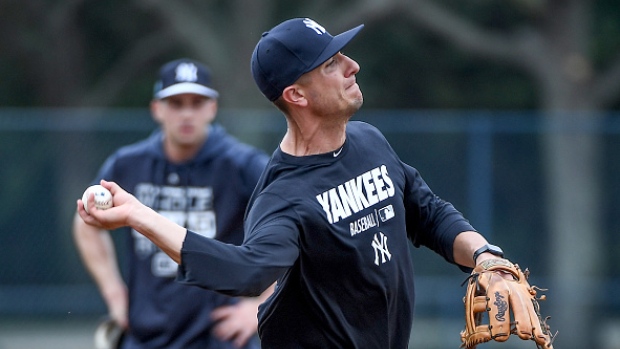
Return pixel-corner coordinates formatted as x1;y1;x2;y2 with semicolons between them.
301;52;363;118
151;93;217;148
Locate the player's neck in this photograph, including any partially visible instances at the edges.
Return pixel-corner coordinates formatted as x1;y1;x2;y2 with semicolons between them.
163;139;204;164
280;118;346;156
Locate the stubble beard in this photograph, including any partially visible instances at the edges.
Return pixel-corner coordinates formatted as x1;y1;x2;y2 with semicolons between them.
346;94;363;116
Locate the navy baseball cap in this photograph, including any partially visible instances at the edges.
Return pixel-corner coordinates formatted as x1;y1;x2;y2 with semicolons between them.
153;58;219;100
251;18;364;101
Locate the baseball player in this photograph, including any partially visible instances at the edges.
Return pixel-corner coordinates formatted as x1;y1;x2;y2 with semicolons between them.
78;19;508;348
73;58;272;349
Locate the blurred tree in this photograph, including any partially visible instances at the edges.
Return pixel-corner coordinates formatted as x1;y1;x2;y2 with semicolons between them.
0;0;544;109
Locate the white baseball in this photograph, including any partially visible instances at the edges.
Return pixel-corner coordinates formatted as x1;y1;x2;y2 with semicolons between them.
82;185;113;213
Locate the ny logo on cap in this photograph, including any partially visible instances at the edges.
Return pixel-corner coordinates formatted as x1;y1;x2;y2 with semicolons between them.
303;18;326;35
175;63;198;82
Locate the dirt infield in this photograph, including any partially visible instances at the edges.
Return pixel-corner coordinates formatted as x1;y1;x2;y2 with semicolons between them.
0;316;541;349
0;316;99;349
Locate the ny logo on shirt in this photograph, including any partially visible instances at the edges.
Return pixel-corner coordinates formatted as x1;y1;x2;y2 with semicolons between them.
372;232;392;266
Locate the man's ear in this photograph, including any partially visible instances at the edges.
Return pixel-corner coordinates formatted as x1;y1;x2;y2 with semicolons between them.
205;99;218;123
281;85;308;107
150;100;163;123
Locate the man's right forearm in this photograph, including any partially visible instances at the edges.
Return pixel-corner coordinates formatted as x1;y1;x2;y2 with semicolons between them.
127;203;187;264
78;179;187;265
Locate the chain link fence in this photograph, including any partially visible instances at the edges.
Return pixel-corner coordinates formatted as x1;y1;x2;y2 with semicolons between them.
1;108;619;348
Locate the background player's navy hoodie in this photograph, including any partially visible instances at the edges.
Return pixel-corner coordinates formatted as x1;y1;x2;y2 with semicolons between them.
93;124;268;349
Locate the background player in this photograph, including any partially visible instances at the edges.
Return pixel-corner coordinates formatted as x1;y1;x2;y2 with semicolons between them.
73;58;272;349
78;20;509;347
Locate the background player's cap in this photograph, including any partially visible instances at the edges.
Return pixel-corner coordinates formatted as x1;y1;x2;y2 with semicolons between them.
251;18;364;101
153;58;219;100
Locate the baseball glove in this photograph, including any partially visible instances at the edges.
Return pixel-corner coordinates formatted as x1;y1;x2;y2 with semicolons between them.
94;316;124;349
460;258;555;349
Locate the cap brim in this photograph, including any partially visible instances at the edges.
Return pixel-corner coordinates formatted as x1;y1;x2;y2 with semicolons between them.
155;82;219;99
307;24;364;73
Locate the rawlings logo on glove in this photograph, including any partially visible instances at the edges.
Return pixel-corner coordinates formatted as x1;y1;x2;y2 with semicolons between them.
460;258;556;349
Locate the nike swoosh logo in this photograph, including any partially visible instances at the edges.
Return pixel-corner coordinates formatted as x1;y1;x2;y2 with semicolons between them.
333;147;343;157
